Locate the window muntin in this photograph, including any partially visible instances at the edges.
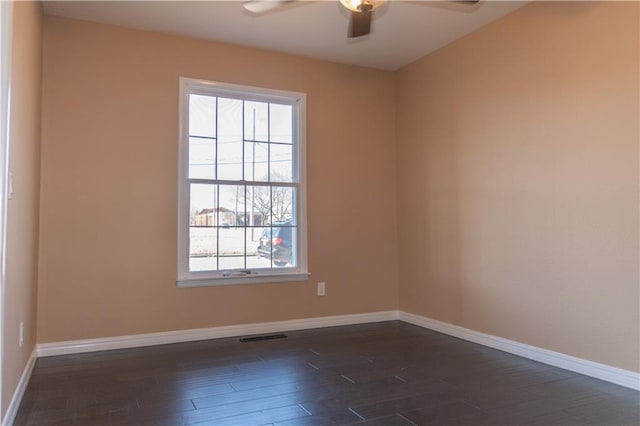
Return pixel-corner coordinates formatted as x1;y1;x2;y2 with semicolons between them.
178;78;308;286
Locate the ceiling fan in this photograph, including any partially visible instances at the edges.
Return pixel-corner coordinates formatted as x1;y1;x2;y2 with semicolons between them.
242;0;481;38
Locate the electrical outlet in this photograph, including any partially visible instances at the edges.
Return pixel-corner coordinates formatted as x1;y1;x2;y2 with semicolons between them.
19;321;24;347
317;282;325;296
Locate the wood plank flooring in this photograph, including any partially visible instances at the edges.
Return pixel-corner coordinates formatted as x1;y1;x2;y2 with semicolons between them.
14;321;640;425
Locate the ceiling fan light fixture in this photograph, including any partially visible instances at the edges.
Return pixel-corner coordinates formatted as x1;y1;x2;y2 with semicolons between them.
339;0;385;13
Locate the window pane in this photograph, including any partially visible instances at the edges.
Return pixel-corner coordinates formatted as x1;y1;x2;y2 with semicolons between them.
272;186;294;223
189;183;218;272
244;191;265;227
246;230;271;269
189;94;216;138
217;98;243;180
270;143;293;182
189;136;215;179
244;142;269;182
190;183;217;227
246;227;260;256
217;184;245;227
218;227;246;270
216;185;246;270
269;103;292;144
267;225;295;268
248;185;272;227
244;101;269;142
189;227;217;271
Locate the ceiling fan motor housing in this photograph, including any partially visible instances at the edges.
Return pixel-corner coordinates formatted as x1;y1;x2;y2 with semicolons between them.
339;0;385;14
358;2;373;13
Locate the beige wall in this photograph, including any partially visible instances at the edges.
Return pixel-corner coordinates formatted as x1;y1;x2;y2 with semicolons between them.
396;1;639;372
36;1;639;376
3;0;42;416
37;16;398;343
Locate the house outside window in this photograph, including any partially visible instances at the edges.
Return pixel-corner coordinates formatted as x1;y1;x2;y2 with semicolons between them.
177;78;308;287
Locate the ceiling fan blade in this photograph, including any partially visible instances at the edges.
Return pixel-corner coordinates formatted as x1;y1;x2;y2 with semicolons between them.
349;10;372;38
242;1;297;14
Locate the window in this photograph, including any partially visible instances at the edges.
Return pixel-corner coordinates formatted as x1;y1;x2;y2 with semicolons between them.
177;78;308;287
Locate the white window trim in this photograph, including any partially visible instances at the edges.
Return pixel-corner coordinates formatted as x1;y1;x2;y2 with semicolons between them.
177;77;309;287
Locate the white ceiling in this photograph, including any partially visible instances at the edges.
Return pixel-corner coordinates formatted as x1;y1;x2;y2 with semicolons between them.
42;0;528;71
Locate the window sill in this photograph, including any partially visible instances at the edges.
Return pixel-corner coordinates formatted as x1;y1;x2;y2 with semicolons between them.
177;272;310;288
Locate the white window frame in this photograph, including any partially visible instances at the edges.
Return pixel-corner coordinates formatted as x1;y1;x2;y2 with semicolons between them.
177;77;308;287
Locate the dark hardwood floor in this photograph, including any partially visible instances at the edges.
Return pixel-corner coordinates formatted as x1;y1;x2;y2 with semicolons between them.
14;321;640;425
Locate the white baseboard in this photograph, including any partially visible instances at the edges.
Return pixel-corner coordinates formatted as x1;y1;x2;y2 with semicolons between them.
33;310;638;393
36;310;400;357
399;311;640;391
2;347;36;426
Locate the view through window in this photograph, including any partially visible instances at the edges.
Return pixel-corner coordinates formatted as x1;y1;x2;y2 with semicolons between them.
178;79;307;286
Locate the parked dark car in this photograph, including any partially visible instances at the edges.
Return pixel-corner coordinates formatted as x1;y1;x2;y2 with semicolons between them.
257;223;293;266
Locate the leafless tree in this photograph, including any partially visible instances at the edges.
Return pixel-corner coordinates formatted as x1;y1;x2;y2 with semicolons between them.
244;172;293;225
252;186;292;223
